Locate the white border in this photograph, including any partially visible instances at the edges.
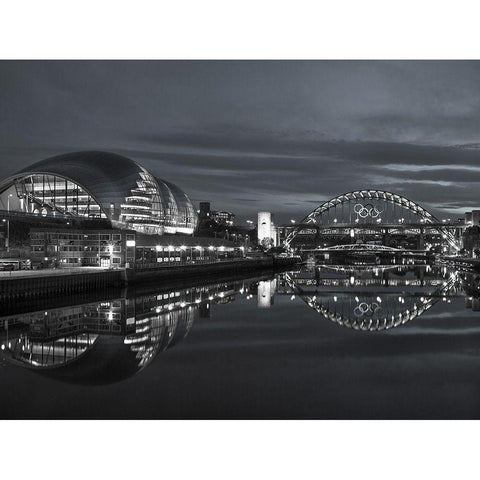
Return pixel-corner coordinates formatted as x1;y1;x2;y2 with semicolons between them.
2;420;479;479
1;1;480;478
0;0;479;59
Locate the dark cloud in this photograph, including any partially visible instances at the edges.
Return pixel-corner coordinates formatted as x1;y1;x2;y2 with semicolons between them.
1;60;480;223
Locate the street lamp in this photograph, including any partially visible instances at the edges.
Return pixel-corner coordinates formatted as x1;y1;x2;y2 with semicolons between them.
108;243;114;268
6;193;12;253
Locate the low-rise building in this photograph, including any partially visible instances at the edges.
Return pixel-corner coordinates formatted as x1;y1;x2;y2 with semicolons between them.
211;210;235;226
465;210;480;226
29;227;242;269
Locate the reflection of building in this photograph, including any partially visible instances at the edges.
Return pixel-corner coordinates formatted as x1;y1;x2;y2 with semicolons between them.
465;297;480;311
257;279;276;308
199;301;211;318
0;275;257;383
0;151;197;236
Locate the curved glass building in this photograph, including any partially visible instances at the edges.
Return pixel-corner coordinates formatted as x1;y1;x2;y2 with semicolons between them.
0;151;197;235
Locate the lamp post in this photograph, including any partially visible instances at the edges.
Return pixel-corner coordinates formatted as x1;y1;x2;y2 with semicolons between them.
108;243;114;269
6;194;12;253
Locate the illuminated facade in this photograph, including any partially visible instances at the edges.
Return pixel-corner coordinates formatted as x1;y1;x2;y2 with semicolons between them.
211;210;235;226
29;227;241;268
0;151;197;235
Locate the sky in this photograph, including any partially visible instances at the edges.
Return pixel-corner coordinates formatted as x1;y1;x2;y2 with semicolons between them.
1;60;480;224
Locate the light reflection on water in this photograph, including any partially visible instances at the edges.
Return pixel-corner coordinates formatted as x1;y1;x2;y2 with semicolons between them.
2;264;480;418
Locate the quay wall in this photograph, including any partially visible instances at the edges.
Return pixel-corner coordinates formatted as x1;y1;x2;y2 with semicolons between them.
125;257;297;285
0;257;299;299
0;270;124;301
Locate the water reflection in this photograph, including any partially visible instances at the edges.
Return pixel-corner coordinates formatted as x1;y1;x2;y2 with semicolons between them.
2;264;480;384
0;276;257;384
280;265;461;331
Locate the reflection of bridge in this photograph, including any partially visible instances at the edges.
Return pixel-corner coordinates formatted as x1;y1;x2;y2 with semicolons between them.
284;190;461;251
283;267;459;331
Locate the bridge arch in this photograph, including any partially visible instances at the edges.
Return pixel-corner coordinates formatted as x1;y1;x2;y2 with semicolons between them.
285;189;460;250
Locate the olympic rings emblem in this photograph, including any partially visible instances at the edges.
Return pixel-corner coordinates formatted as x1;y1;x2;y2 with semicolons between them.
354;203;383;219
353;302;381;317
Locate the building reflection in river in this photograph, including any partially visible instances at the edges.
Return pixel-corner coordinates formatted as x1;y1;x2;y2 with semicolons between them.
2;264;480;383
0;277;246;383
258;279;277;308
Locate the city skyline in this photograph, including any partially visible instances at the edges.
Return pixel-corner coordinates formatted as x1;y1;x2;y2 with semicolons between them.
2;61;480;223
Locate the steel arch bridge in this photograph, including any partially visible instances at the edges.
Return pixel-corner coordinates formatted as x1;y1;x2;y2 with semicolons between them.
284;189;460;251
284;270;458;332
321;244;401;252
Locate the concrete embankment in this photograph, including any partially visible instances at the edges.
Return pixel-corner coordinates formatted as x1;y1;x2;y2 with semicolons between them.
125;257;297;285
0;269;124;300
0;257;299;299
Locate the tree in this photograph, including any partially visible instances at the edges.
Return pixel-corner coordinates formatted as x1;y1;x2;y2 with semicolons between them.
260;237;274;251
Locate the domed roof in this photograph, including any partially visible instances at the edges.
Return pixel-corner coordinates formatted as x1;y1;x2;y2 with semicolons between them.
15;151;143;211
0;150;197;234
162;178;195;213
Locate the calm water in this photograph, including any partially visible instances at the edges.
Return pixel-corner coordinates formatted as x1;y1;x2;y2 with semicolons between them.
2;264;480;419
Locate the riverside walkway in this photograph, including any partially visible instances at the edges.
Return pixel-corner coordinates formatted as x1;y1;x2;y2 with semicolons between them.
0;266;112;279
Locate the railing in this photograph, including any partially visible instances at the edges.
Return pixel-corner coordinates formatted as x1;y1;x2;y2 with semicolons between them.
132;256;247;270
0;209;106;220
0;266;115;278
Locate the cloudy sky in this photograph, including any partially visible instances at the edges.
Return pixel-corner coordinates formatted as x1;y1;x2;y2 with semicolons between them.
1;60;480;223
